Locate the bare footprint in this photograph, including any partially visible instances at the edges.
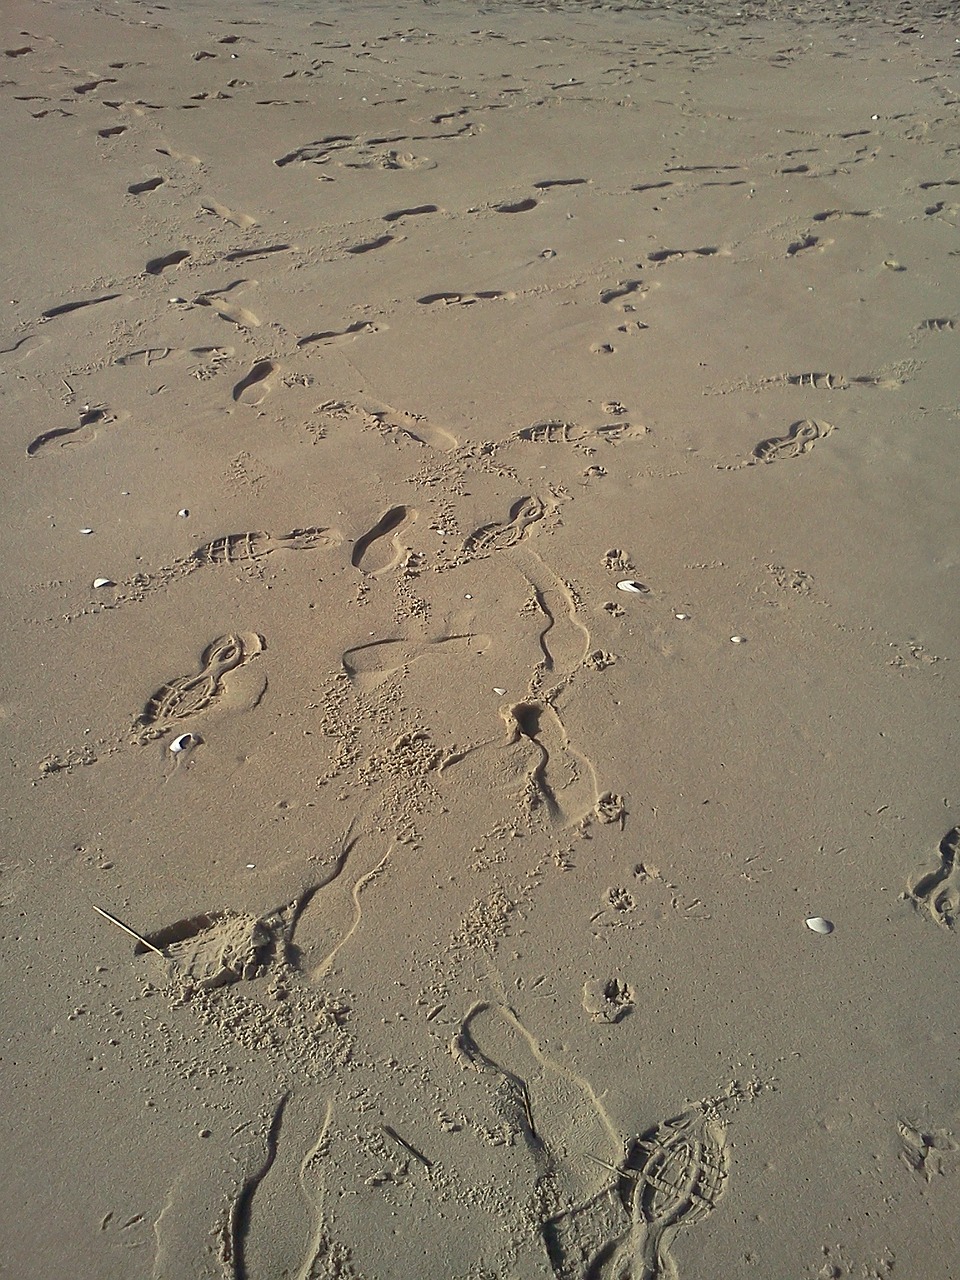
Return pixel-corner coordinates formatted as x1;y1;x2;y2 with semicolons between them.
350;506;417;576
232;358;277;405
903;826;960;930
340;632;491;692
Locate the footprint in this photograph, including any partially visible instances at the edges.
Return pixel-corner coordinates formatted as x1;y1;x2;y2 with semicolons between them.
41;292;123;320
500;699;600;827
136;631;265;741
495;197;538;213
462;496;551;558
647;246;719;264
351;506;417;576
200;199;258;228
136;910;274;990
515;420;647;446
904;826;960;930
548;1107;730;1280
346;234;393;254
232;358;277;405
452;1002;624;1269
223;244;291;263
533;178;587;190
26;406;112;457
296;319;381;347
145;249;190;276
382;204;439;222
600;280;648;307
416;290;506;306
127;175;164;195
194;281;261;329
97;125;127;138
363;402;459;451
191;526;342;567
750;419;833;464
523;558;591;684
115;344;232;370
582;976;635;1024
341;632;490;692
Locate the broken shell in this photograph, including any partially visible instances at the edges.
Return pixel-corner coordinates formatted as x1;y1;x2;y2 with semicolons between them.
169;732;197;754
79;528;94;535
675;612;689;620
177;508;189;518
493;687;506;696
92;577;114;589
805;916;834;934
617;580;648;594
730;635;747;644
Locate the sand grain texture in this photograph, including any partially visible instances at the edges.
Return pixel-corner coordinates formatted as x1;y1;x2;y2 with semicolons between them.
1;0;959;1276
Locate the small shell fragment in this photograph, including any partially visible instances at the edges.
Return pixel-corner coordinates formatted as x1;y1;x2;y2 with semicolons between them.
80;528;94;535
730;635;747;644
169;732;197;754
177;508;189;518
92;577;114;589
675;612;689;620
805;916;834;934
617;580;648;594
493;687;506;696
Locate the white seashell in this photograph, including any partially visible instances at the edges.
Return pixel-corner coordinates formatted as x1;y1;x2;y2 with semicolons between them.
177;508;189;518
493;687;506;696
805;916;834;934
169;732;197;754
92;577;113;588
80;528;94;535
675;612;689;620
730;635;747;644
617;580;648;594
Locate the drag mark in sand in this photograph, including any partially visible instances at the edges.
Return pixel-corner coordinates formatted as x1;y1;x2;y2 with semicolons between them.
222;1094;289;1280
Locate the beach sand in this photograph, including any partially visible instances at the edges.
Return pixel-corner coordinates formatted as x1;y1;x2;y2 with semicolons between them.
1;0;959;1275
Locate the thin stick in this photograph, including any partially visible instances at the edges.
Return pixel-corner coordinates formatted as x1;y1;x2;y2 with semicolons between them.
381;1125;432;1169
93;905;166;957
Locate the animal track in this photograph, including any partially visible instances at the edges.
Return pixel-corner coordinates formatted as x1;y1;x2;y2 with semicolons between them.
232;358;277;405
351;506;418;576
115;344;232;370
904;826;960;930
462;496;552;558
137;631;265;740
750;419;834;464
582;976;635;1024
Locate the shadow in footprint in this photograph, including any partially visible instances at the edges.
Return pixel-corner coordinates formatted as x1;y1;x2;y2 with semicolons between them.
232;359;277;405
351;506;417;576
